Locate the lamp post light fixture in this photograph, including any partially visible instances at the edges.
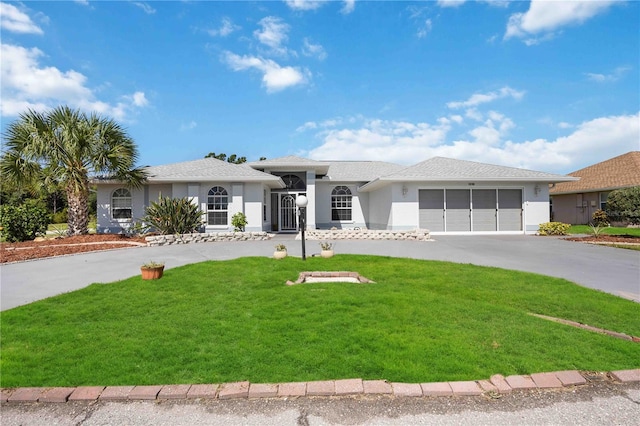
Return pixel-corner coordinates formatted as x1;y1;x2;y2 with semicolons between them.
296;195;308;261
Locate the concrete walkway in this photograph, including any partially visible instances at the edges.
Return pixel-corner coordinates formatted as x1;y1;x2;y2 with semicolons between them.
1;234;639;311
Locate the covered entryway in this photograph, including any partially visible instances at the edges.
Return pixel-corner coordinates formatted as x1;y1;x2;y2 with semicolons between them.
419;188;522;232
271;192;306;232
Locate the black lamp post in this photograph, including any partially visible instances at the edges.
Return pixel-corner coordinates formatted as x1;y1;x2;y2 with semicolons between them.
296;195;308;261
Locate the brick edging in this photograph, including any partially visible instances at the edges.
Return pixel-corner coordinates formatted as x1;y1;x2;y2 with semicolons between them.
2;369;638;404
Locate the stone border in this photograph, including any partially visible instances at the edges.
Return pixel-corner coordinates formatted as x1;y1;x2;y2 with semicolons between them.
302;229;431;241
146;232;273;246
286;271;375;285
2;369;638;404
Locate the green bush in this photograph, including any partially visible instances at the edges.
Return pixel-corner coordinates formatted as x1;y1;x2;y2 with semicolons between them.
606;186;640;225
591;209;609;227
231;212;248;232
0;200;50;242
51;209;68;224
538;221;571;236
143;196;203;235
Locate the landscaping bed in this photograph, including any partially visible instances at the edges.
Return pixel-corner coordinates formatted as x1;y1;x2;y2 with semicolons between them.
0;234;147;264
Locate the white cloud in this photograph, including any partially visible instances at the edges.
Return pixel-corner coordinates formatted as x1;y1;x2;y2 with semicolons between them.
447;86;525;109
585;66;631;83
208;17;240;37
74;0;90;5
0;43;147;120
303;112;639;173
180;120;197;131
254;16;290;56
284;0;325;11
417;19;432;38
505;0;618;44
222;51;310;93
0;2;44;34
132;2;156;15
558;122;573;129
437;0;466;8
302;38;327;60
341;0;356;14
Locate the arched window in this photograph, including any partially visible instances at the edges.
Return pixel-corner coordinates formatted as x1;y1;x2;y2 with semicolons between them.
207;186;228;225
112;188;132;219
331;186;352;221
281;174;305;190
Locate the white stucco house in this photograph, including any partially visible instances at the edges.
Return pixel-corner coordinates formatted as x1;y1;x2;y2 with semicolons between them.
95;155;576;235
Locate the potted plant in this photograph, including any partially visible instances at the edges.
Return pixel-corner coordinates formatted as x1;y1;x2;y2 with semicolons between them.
319;241;334;258
273;244;287;259
141;261;165;280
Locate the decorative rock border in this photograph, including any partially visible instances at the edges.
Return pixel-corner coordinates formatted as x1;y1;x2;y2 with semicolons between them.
2;369;638;403
146;232;273;246
287;271;375;285
302;229;431;241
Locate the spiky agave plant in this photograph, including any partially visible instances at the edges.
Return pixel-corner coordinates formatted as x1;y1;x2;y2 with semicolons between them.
143;196;203;235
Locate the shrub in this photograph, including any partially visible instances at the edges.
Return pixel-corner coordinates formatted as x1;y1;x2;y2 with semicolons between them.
0;200;50;242
606;186;640;225
231;212;248;232
51;209;68;224
591;209;609;227
538;222;571;236
143;196;203;235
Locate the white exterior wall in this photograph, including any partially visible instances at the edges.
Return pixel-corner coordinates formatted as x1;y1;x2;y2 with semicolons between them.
368;185;392;230
523;182;550;233
96;184;145;233
242;183;264;232
305;171;317;230
314;181;367;229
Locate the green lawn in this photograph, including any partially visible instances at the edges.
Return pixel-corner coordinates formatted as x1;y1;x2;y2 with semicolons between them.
1;255;638;388
568;225;640;236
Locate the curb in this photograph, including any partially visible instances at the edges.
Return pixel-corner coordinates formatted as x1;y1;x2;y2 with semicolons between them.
2;369;638;404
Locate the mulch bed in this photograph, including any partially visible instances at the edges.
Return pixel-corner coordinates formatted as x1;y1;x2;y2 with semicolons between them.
0;234;148;264
564;234;640;244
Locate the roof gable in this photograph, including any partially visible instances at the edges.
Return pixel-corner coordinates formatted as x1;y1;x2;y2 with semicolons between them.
143;157;282;184
550;151;640;194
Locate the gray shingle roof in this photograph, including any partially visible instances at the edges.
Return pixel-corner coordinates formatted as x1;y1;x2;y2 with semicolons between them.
144;157;283;185
360;157;577;191
325;161;404;182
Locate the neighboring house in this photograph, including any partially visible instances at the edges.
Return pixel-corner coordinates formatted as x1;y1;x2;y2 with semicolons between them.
95;155;576;235
549;151;640;225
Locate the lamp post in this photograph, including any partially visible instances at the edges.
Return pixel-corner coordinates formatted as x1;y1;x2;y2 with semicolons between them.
296;195;308;261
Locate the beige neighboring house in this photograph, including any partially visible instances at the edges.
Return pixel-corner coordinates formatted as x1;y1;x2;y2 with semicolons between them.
549;151;640;225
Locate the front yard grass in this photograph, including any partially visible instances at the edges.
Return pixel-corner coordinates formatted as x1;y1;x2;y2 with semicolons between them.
1;255;638;388
568;225;640;237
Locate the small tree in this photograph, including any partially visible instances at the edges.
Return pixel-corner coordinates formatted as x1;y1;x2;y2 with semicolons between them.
143;197;203;235
606;186;640;225
591;209;609;227
231;212;248;232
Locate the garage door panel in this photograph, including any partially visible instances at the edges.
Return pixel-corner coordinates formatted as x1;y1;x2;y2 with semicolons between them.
473;189;497;231
419;190;444;232
498;189;522;231
446;189;471;231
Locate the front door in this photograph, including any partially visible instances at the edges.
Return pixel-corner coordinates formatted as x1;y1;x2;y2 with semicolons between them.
280;194;298;231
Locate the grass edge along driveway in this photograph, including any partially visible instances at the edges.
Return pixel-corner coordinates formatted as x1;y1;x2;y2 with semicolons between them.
1;255;638;388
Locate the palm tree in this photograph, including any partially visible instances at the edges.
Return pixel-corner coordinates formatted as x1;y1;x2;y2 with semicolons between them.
1;106;147;236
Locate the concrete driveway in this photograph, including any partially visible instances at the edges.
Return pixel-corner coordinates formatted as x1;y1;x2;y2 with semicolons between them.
1;235;639;311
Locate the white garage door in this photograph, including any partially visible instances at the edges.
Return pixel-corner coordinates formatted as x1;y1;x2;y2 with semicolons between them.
419;189;522;232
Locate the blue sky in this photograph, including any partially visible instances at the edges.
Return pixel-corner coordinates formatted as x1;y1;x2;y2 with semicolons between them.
1;0;638;174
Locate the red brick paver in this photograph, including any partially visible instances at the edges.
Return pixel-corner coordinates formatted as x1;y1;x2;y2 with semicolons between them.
277;382;306;397
40;387;75;403
477;380;498;393
99;386;135;400
158;385;191;399
531;372;563;389
505;375;537;390
129;385;162;400
306;381;335;396
610;369;640;383
334;379;363;395
218;381;250;400
249;383;278;398
363;380;393;395
8;387;43;403
421;382;453;396
554;370;587;386
489;374;512;394
449;381;483;396
392;383;422;397
1;388;13;403
186;384;218;399
68;386;104;401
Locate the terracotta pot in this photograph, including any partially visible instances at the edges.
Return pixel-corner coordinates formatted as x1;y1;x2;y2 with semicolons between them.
273;250;287;259
141;265;164;280
320;250;334;258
